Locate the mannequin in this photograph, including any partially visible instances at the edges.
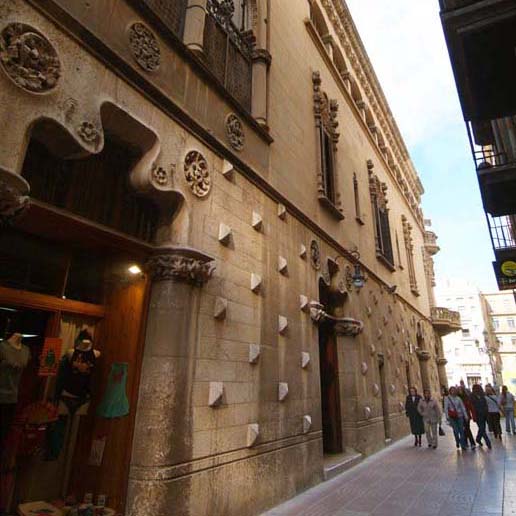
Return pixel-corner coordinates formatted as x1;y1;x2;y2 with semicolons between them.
57;329;100;416
0;332;30;445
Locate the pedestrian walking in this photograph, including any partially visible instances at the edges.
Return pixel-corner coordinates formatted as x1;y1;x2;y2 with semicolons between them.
470;384;492;449
418;388;442;449
405;387;424;446
486;385;503;439
444;386;468;450
458;385;476;449
500;385;515;435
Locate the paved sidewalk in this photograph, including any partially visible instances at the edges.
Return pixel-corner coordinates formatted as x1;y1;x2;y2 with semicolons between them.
263;429;516;516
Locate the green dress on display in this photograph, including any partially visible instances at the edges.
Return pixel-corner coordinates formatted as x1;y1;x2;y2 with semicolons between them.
96;362;129;418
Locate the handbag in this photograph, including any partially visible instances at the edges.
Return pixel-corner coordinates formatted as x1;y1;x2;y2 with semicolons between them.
439;425;445;436
447;398;458;420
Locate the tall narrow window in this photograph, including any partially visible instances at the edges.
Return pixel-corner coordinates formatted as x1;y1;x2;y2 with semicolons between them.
368;160;394;269
353;173;364;224
395;231;403;269
402;215;419;295
312;71;343;220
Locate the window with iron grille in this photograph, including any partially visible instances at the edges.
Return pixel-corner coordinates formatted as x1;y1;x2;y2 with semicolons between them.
204;0;254;111
402;215;419;295
368;161;394;269
312;71;343;219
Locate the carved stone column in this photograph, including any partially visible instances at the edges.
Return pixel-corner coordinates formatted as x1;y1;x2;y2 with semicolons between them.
416;349;431;390
436;357;448;389
126;245;215;516
183;0;208;53
251;48;272;127
0;167;29;227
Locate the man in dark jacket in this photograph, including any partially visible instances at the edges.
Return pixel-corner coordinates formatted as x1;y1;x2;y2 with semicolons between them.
470;384;492;449
405;387;424;446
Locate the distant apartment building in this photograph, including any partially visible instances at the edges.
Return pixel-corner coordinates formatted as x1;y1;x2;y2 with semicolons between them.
437;279;503;388
484;291;516;389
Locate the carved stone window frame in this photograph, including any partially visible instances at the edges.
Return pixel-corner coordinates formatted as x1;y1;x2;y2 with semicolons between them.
368;160;394;270
402;215;419;296
312;71;344;221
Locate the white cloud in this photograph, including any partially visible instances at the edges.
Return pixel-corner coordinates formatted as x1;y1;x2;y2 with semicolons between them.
345;0;463;148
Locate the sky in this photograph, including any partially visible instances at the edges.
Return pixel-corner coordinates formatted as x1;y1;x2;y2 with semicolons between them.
345;0;498;293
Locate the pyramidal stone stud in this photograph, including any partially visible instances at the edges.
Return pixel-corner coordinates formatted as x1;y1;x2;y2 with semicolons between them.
361;362;368;375
221;159;235;180
252;211;263;231
301;352;310;369
251;273;262;293
278;315;288;335
247;423;260;447
278;203;287;220
278;382;289;401
208;382;224;407
218;223;232;246
214;297;228;320
278;256;288;275
299;244;307;259
303;415;312;434
300;295;309;312
249;344;261;364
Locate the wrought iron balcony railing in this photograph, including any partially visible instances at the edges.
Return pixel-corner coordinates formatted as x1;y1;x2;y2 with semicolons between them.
487;214;516;251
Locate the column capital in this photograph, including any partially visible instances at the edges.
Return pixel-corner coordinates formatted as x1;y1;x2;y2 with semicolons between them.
146;245;216;286
251;48;272;66
416;349;431;362
0;167;29;227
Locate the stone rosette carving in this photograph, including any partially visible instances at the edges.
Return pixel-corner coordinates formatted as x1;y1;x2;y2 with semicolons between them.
151;164;170;187
225;113;245;151
310;239;321;270
146;246;216;286
0;23;61;93
184;150;211;198
0;169;29;226
77;121;100;145
128;22;160;72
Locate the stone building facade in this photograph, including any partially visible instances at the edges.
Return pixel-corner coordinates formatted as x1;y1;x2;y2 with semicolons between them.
0;1;457;515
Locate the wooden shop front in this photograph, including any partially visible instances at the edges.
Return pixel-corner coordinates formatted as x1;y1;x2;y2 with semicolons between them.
0;123;157;515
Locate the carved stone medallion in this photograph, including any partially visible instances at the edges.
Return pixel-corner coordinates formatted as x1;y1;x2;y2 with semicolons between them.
310;239;321;270
225;113;245;151
184;150;211;198
0;23;61;93
77;121;100;145
151;164;169;186
128;22;160;72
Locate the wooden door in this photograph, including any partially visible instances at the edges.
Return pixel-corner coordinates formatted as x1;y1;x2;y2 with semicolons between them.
319;320;343;454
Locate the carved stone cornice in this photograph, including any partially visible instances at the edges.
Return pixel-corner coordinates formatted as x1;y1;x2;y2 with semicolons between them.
0;168;29;227
318;0;425;228
146;245;216;286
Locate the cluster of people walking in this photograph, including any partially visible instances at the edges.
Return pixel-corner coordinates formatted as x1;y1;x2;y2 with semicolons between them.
405;381;515;451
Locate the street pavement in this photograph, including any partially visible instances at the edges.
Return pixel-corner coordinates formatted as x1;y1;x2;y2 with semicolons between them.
262;427;516;516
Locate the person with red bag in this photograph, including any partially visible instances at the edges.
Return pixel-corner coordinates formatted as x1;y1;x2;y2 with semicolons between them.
444;386;468;450
470;384;492;449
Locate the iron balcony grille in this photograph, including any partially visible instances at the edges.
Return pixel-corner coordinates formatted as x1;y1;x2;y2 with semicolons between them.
487;213;516;251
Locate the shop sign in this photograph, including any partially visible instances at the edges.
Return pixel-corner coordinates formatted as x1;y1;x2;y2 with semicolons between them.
38;337;62;376
493;257;516;290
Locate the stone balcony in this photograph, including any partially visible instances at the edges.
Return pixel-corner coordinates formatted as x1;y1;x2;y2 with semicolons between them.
431;307;462;336
424;231;440;256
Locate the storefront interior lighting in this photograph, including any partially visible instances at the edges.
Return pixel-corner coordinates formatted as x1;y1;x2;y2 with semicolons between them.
128;264;142;275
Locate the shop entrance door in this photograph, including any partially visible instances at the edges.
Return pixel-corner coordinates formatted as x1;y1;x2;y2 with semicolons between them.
318;281;343;454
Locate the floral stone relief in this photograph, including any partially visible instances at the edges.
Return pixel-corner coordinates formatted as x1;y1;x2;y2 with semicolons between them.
0;23;61;93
